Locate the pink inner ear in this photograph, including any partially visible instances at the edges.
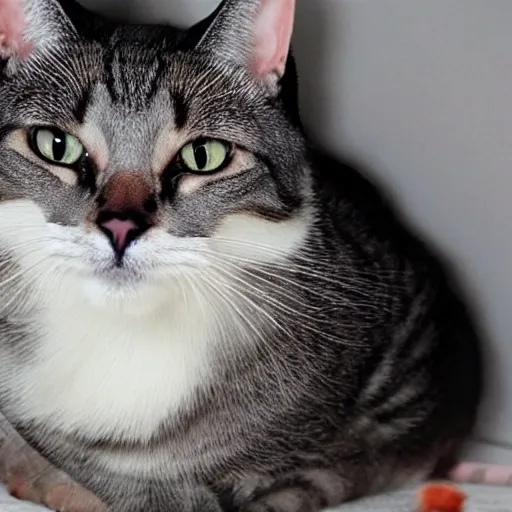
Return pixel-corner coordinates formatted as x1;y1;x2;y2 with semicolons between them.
0;0;30;57
251;0;296;80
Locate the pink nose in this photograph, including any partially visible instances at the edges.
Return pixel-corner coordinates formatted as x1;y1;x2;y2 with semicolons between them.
100;218;140;258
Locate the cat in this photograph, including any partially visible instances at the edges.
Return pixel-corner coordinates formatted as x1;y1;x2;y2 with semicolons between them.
0;0;483;511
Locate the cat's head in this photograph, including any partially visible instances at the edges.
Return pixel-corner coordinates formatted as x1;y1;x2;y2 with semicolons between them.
0;0;313;314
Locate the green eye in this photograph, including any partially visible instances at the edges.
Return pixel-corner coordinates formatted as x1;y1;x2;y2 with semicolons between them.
32;128;85;166
181;139;230;173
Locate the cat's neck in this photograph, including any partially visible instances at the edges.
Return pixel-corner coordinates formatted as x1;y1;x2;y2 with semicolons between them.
3;273;228;443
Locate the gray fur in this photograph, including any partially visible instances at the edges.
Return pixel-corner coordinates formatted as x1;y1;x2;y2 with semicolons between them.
195;0;260;67
0;1;482;511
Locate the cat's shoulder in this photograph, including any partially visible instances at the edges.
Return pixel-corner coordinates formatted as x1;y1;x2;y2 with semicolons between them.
309;148;399;225
309;148;443;270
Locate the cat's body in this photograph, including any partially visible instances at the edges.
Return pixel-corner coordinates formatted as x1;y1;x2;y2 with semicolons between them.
0;1;482;511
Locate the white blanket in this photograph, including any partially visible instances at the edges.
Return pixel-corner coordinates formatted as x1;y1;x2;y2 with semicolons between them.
3;484;512;512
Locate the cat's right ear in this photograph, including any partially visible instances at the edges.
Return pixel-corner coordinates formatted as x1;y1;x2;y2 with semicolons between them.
193;0;296;93
1;0;77;69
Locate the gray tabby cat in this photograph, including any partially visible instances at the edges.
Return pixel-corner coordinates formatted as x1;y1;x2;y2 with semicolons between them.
0;0;483;510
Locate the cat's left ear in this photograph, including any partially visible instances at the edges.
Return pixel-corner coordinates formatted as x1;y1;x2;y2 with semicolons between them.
195;0;296;91
1;0;77;68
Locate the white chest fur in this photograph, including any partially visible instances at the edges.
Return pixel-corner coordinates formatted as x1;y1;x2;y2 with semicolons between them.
12;279;221;443
0;201;311;445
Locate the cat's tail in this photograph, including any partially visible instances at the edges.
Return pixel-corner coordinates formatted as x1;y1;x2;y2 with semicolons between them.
450;462;512;486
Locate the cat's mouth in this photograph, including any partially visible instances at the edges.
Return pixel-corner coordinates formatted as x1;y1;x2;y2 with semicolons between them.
91;256;147;284
79;260;179;314
41;220;207;294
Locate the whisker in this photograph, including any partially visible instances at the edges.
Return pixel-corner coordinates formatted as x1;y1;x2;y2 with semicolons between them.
208;260;337;324
208;263;365;348
210;237;404;278
0;258;57;315
203;252;342;309
199;272;283;370
0;251;54;291
179;269;210;331
207;269;296;342
197;246;399;303
211;236;319;262
198;273;261;346
175;276;189;323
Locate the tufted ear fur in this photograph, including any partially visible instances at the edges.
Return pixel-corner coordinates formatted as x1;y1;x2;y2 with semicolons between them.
0;0;25;57
0;0;76;64
195;0;296;91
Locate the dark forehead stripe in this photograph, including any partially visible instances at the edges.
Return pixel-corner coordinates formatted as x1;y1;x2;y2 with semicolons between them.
146;55;167;104
172;91;189;129
103;43;166;110
73;88;92;124
104;47;120;104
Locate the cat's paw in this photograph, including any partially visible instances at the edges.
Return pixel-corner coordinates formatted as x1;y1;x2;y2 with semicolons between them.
5;465;107;512
7;475;107;512
239;489;324;512
0;420;106;511
0;0;30;58
240;504;278;512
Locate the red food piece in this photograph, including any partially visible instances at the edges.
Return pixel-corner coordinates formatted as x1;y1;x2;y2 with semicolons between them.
418;483;466;512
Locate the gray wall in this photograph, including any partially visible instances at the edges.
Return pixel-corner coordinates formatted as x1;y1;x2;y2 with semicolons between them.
78;0;512;453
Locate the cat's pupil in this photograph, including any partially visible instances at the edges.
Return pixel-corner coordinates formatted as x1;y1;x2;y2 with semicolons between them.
52;133;66;162
193;143;208;170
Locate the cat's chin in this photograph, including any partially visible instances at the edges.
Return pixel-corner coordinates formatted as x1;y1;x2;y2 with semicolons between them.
77;271;178;317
